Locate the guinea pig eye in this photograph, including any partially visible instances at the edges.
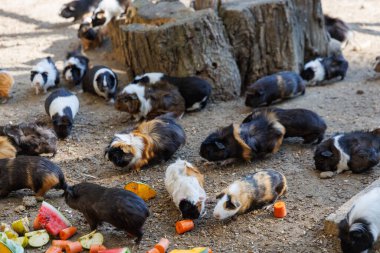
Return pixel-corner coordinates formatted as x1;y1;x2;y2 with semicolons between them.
321;151;333;157
69;6;75;11
225;199;237;210
215;141;225;150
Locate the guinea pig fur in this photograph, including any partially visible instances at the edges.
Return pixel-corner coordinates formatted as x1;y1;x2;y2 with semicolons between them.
64;182;149;243
78;17;104;51
92;0;131;27
314;129;380;175
338;187;380;253
0;156;67;198
324;15;351;44
0;122;57;156
30;57;59;95
0;70;14;103
82;65;118;103
115;81;185;121
63;50;89;86
132;72;212;112
165;159;206;220
45;88;79;139
245;71;305;108
0;136;16;159
105;114;186;171
60;0;101;22
243;108;327;144
200;111;285;162
213;169;287;220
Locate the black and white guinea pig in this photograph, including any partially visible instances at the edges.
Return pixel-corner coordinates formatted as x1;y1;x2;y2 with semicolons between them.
300;54;349;85
63;49;89;86
324;15;351;44
92;0;131;27
314;129;380;175
31;57;60;95
200;111;285;162
105;114;186;171
132;72;212;112
165;159;206;220
60;0;101;22
82;65;118;103
245;71;305;108
243;108;327;144
45;88;80;139
339;187;380;253
64;182;149;243
213;169;287;220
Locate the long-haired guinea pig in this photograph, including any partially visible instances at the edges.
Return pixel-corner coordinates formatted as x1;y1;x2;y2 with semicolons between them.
213;169;287;220
60;0;100;22
245;71;305;108
78;17;104;51
314;129;380;175
165;159;206;220
243;108;327;144
105;114;186;171
30;57;59;95
63;49;89;86
82;65;118;103
0;69;14;103
115;81;185;121
0;156;67;198
64;182;149;243
0;136;16;159
300;54;349;85
132;72;212;112
324;15;351;44
45;88;79;139
339;187;380;253
0;122;57;156
200;111;285;162
91;0;131;27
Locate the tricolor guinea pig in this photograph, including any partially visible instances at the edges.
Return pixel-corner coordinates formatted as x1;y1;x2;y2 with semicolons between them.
245;71;305;108
243;108;327;144
78;17;104;50
324;15;351;44
105;114;186;171
63;49;89;86
45;88;80;139
132;72;212;112
0;69;14;103
64;182;149;243
92;0;131;27
339;187;380;253
165;159;206;220
200;111;285;162
82;65;118;103
60;0;100;22
30;57;59;95
0;156;67;198
314;129;380;175
115;81;185;121
213;169;287;220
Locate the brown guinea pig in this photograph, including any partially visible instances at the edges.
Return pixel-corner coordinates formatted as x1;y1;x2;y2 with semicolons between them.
0;136;16;159
0;70;14;103
0;156;67;198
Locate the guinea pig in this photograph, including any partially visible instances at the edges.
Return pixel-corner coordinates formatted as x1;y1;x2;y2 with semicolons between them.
324;15;351;44
63;49;89;86
64;182;149;243
314;129;380;175
30;57;59;95
0;156;67;198
0;69;14;103
374;56;380;73
0;122;57;156
200;111;285;162
213;169;287;220
132;72;212;112
82;65;118;103
165;159;206;220
78;17;104;50
243;108;327;144
300;54;349;85
0;136;16;159
60;0;100;22
245;71;305;108
115;81;185;121
91;0;131;27
339;187;380;253
105;114;186;171
45;88;80;139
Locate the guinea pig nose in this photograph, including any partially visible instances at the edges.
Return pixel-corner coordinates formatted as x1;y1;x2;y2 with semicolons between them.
214;213;220;219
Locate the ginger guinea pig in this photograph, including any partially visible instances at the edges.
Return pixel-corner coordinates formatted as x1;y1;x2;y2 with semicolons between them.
0;69;14;103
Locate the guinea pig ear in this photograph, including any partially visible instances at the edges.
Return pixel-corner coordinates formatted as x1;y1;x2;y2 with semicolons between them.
215;141;225;150
216;192;225;199
321;150;333;157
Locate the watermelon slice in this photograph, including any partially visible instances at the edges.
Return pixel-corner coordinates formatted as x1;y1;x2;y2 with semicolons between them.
98;248;131;253
35;201;71;236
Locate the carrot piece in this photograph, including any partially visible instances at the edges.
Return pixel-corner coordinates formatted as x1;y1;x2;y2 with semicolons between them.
146;248;160;253
273;201;287;218
175;220;194;234
90;244;107;253
154;238;170;253
52;240;70;249
45;246;63;253
33;216;42;230
65;241;83;253
59;226;77;240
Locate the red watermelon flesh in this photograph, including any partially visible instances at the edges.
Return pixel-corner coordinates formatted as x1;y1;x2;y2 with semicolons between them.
98;248;131;253
36;201;71;236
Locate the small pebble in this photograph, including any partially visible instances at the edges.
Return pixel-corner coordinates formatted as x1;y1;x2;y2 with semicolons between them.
319;171;335;179
14;205;26;213
22;196;37;207
356;90;364;95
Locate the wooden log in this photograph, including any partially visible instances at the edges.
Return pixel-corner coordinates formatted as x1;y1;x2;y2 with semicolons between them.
108;18;127;65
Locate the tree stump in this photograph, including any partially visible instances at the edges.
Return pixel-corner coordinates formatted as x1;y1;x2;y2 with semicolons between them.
108;18;127;65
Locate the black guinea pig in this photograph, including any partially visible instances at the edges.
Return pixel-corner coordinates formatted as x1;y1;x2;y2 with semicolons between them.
245;71;305;108
64;182;149;243
63;49;89;86
0;156;67;198
60;0;100;22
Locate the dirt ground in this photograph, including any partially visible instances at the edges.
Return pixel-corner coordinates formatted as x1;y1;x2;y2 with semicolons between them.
1;0;380;252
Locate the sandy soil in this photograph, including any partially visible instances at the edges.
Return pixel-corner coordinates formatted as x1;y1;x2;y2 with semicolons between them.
1;0;380;252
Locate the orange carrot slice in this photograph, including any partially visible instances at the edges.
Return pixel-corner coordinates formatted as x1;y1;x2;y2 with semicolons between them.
175;220;194;234
90;244;107;253
52;240;70;249
45;246;63;253
59;226;77;240
65;241;83;253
